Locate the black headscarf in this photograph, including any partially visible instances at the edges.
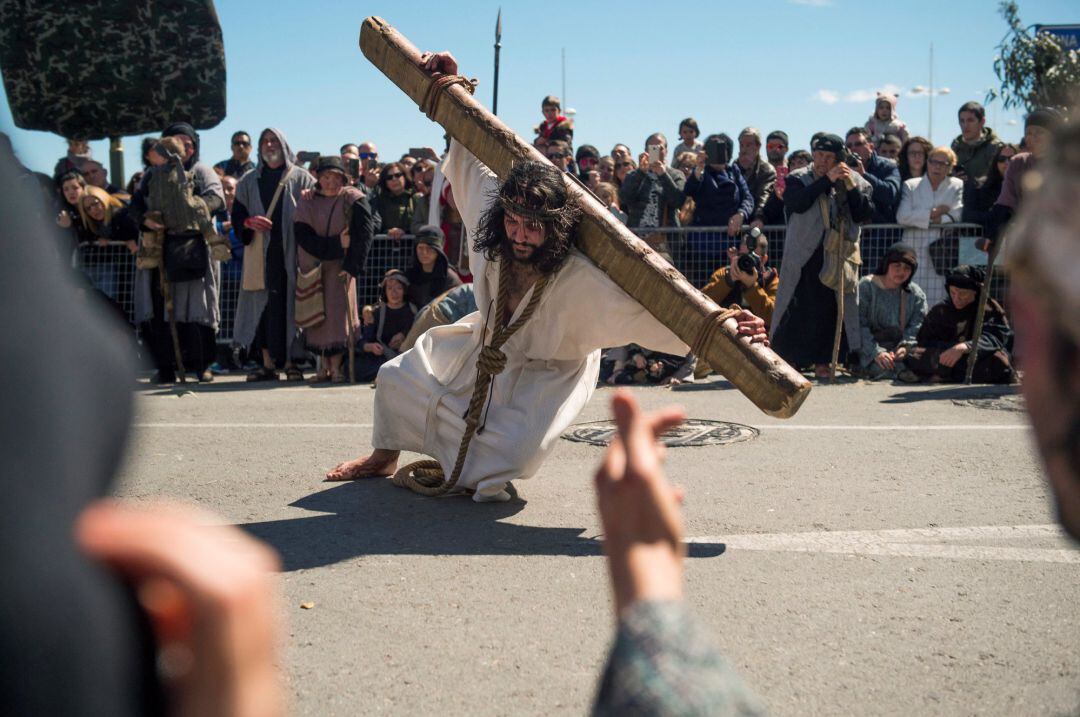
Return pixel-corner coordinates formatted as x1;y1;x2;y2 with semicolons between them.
945;264;984;293
874;242;919;288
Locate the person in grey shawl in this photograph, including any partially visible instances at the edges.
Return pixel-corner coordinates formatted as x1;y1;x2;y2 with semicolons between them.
770;133;874;378
129;121;225;384
856;242;927;381
231;128;316;382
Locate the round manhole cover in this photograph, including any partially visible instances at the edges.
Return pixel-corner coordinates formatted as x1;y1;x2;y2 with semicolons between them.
951;394;1026;412
562;419;759;447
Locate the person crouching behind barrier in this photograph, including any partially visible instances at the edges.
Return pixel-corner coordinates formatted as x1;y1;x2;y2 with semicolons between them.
903;265;1014;384
855;242;927;381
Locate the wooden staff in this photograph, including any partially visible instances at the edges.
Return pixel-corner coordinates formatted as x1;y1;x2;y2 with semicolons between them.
828;219;846;383
358;17;811;418
159;270;187;383
964;237;1004;384
344;273;356;384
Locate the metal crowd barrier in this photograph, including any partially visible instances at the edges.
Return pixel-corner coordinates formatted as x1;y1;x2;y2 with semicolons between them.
629;222;1006;309
77;224;1008;347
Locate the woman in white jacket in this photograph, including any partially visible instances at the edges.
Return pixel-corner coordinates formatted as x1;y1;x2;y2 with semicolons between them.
896;146;963;306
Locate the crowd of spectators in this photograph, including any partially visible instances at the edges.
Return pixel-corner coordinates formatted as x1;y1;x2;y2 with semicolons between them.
41;92;1062;387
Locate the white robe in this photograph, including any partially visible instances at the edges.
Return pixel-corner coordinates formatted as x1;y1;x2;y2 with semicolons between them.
896;175;963;307
372;141;686;498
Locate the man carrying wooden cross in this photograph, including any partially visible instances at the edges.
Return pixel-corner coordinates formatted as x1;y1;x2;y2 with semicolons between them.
326;51;767;502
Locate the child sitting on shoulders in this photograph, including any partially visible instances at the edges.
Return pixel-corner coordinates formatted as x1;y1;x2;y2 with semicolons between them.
533;95;573;150
864;93;910;145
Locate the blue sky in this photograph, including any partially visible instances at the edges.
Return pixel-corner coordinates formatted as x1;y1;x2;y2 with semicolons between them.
2;0;1076;181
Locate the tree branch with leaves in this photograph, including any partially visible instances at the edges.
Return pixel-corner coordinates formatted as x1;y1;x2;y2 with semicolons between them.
988;1;1080;113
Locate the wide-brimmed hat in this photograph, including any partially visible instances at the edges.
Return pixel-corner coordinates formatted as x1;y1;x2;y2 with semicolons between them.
315;155;348;177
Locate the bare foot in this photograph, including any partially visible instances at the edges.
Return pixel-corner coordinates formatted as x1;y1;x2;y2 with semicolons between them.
325;449;400;481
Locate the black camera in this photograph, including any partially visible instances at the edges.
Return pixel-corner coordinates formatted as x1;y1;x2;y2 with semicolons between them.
736;226;763;277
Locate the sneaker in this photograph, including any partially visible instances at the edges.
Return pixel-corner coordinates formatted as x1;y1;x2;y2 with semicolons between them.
896;369;919;384
199;369;214;383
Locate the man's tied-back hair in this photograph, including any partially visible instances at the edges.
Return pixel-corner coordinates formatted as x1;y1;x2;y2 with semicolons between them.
474;160;581;274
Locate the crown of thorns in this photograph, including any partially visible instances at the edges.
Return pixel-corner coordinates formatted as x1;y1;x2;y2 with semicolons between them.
498;194;567;221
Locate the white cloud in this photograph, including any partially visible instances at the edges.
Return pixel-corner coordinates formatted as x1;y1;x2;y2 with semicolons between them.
790;0;833;6
812;89;840;104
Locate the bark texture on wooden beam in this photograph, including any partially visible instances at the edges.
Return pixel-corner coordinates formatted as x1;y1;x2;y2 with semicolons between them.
360;16;810;418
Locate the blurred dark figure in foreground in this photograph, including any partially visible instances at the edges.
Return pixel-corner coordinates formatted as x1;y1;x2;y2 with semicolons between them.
1006;121;1080;540
0;137;283;717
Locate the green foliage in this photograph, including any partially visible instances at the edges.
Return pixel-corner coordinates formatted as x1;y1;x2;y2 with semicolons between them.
988;1;1080;113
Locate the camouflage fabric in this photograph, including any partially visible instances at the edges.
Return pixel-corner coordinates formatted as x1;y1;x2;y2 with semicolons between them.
0;0;226;139
146;154;230;261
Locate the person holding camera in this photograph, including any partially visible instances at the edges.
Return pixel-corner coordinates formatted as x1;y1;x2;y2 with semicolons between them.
683;133;753;287
770;133;874;378
702;229;778;328
619;133;686;261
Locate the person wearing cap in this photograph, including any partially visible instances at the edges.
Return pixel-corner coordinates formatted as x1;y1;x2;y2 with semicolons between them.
855;243;927;381
232;128;317;382
356;269;416;383
404;224;462;309
129;121;226;384
903;265;1014;384
770;133;874;378
293;156;374;383
985;107;1062;249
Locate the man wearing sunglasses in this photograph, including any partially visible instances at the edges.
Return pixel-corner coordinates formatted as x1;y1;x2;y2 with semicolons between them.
546;140;573;173
358;141;381;190
214;130;255;179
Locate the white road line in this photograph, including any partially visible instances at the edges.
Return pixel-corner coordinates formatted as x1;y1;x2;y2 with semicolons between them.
133;422;375;428
758;424;1027;431
685;524;1079;564
133;422;1025;431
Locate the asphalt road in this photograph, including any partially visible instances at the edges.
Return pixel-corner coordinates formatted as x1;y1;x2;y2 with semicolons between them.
117;375;1080;716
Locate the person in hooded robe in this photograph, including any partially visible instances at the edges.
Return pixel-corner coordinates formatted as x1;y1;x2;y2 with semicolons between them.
903;264;1014;384
403;224;463;309
129;121;225;384
231;128;317;382
855;242;927;381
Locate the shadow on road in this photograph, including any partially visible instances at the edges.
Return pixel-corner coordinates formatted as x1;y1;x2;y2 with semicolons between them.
241;479;725;571
881;384;1019;405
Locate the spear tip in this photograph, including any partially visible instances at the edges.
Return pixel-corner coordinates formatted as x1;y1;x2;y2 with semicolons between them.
496;8;502;39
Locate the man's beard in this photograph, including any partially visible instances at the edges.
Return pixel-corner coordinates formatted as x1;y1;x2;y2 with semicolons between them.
503;234;554;271
262;148;284;165
506;237;540;265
